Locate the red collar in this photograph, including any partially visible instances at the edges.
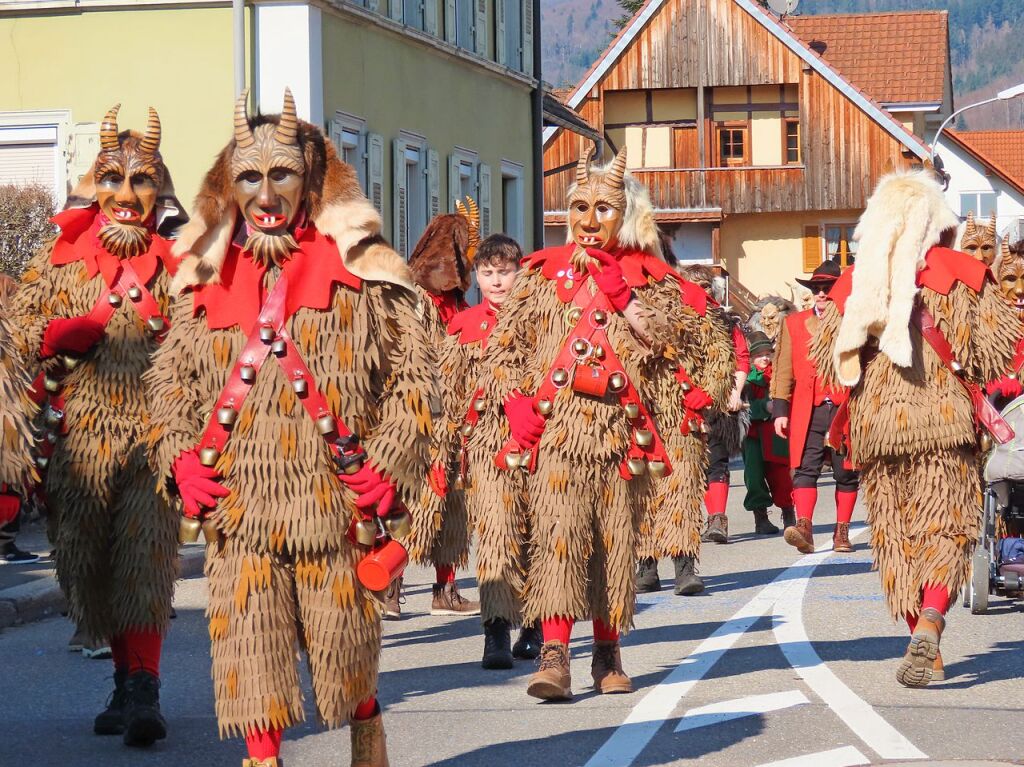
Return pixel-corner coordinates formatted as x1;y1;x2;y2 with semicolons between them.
447;301;497;346
524;244;672;303
429;290;469;325
189;224;363;330
49;204;176;288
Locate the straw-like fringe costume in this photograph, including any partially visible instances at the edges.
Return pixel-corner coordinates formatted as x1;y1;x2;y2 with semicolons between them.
146;120;435;738
0;279;35;489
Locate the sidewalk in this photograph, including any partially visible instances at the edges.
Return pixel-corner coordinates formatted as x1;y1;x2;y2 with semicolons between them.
0;520;206;630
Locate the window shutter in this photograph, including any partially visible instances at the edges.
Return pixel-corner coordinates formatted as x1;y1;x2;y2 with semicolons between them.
427;149;441;218
448;153;461;211
802;225;821;273
522;0;533;76
495;0;506;65
424;0;438;35
367;0;380;11
474;0;488;57
478;163;492;236
389;0;403;22
368;133;385;215
393;139;409;258
445;0;457;42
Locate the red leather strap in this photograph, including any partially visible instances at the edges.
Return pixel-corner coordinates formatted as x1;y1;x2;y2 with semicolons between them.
85;260;169;338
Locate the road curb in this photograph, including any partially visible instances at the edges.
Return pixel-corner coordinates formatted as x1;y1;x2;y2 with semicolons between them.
0;545;206;631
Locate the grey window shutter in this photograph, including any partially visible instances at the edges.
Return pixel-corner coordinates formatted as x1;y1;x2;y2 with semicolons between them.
495;0;506;65
522;0;533;76
393;139;409;258
475;0;488;57
428;149;441;219
478;163;492;236
367;0;380;11
448;153;461;212
445;0;457;42
424;0;438;35
368;133;385;215
389;0;403;23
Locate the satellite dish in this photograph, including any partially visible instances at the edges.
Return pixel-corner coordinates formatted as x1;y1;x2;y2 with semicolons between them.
767;0;800;17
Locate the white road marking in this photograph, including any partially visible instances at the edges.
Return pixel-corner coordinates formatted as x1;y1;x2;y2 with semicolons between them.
585;525;925;767
673;690;809;732
753;745;870;767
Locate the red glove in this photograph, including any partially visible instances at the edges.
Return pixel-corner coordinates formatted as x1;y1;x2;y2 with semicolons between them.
171;450;230;519
0;493;20;526
428;462;448;498
683;385;714;412
41;317;105;358
986;376;1023;400
338;462;397;518
504;391;546;450
585;248;632;312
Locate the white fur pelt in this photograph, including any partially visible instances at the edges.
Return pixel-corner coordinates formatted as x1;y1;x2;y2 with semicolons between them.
834;170;960;386
564;167;661;258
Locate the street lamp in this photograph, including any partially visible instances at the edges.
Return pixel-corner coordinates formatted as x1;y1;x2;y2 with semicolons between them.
930;83;1024;164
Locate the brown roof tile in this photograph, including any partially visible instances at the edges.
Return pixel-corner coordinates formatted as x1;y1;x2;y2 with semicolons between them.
787;11;948;106
946;129;1024;196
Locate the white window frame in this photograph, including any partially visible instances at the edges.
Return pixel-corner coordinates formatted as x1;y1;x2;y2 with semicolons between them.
959;191;998;219
400;130;429;259
500;159;524;245
449;146;478;210
331;111;368;193
0;109;71;207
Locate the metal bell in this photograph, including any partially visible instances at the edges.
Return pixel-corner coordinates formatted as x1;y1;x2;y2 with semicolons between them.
127;286;142;301
179;516;201;544
43;407;63;428
43;376;60;394
504;452;522;470
593;344;605;359
147;316;166;333
566;307;583;325
35;455;49;470
354;518;378;546
535;399;553;416
292;377;308;396
460;422;474;437
259;325;276;343
680;380;693;393
216;406;237;427
551;368;569;386
635;429;653;447
199;447;220;467
108;293;123;307
240;364;256;383
60;355;81;371
316;414;336;436
623;402;639;420
384;511;412;540
609;372;627;392
626;457;647;476
202;518;221;544
592;310;608;326
572;339;590;356
271;339;287;356
472;397;486;413
45;431;58;445
647;460;667;479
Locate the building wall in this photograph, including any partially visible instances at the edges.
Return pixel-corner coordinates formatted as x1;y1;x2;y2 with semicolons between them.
933;137;1024;242
0;5;244;205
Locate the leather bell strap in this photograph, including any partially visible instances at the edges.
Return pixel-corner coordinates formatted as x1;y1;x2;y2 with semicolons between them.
456;388;484;486
84;260;169;339
673;367;707;436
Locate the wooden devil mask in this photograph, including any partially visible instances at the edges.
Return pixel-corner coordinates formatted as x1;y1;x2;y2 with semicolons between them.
959;211;998;266
94;104;166;258
568;145;628;251
997;238;1024;321
231;88;306;266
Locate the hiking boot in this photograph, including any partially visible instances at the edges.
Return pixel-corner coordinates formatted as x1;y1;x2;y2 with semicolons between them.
382;578;402;620
897;608;945;688
481;619;513;670
753;509;780;535
526;641;572;701
0;543;40;565
635;557;661;593
781;507;796;529
94;668;129;735
590;640;633;694
701;514;729;544
122;671;167;747
784;517;815;554
243;759;282;767
512;622;543;660
832;522;853;553
351;710;389;767
82;636;112;660
672;556;705;596
430;582;480;616
932;649;945;682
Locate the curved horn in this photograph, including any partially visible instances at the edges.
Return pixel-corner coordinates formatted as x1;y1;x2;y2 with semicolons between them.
576;141;594;186
275;87;299;145
964;210;977;237
987;211;997;235
455;199;467;218
234;89;255;149
464;197;480;264
139;107;161;154
100;104;121;152
606;146;628;189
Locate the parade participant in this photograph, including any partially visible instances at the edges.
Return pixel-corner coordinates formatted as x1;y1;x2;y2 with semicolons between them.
985;238;1024;408
814;169;1019;687
749;296;795;345
8;105;182;747
741;331;791;534
958;211;997;267
146;90;436;767
469;145;732;700
771;260;859;550
406;204;480;620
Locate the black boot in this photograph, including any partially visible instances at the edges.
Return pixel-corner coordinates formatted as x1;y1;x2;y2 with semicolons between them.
673;556;705;596
753;509;780;535
122;670;167;747
94;668;129;735
512;622;543;660
635;557;661;593
481;619;514;669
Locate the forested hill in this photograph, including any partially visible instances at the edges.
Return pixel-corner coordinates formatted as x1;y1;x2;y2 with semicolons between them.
541;0;1024;129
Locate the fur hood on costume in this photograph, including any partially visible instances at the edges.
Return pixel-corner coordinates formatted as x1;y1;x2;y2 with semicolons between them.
408;213;472;295
170;115;412;295
834;169;960;386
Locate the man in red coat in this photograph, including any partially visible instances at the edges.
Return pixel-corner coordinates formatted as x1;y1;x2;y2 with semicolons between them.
770;260;858;553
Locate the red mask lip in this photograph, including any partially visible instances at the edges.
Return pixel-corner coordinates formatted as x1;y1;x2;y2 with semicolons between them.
110;205;142;224
250;212;290;231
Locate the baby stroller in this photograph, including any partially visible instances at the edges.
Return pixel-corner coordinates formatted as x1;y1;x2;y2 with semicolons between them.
969;395;1024;613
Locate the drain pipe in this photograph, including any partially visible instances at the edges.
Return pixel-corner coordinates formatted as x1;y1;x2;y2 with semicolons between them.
233;0;246;94
530;0;544;251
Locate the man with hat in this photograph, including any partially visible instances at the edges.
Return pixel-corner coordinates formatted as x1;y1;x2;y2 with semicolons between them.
770;259;859;553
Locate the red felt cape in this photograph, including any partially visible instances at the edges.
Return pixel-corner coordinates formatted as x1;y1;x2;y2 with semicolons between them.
429;290;469;325
189;224;362;330
447;301;497;347
524;243;677;304
50;204;177;287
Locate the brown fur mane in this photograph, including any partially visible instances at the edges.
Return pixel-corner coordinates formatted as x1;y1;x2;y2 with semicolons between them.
408;214;471;295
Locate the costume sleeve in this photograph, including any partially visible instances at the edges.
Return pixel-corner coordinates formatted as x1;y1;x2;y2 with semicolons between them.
963;279;1021;384
0;308;36;489
7;241;61;372
808;302;843;392
732;324;751;374
475;269;543;401
769;315;795;417
362;283;439;506
143;296;209;497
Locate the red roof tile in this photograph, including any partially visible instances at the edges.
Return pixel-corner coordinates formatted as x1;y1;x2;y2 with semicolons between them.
787;11;948;106
946;129;1024;197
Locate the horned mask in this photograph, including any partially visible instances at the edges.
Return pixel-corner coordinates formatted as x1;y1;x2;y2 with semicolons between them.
959;211;997;266
567;145;627;253
92;104;166;259
997;238;1024;322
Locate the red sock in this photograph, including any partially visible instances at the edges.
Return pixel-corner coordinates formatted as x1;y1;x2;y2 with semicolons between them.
245;727;283;760
593;618;619;643
704;480;729;515
120;628;162;676
905;613;918;633
109;634;129;672
921;583;950;615
793;487;818;521
835;490;857;524
352;695;378;721
434;564;456;584
541;615;574;645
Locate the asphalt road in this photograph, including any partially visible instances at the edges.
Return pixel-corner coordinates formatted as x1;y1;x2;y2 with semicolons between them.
2;477;1022;767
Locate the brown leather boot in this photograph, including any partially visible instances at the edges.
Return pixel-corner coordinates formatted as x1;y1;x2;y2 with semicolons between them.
591;640;633;694
832;522;852;552
351;712;389;767
701;514;729;544
932;649;945;682
783;517;815;554
382;578;402;620
527;640;572;701
896;607;945;688
242;759;282;767
430;582;480;616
